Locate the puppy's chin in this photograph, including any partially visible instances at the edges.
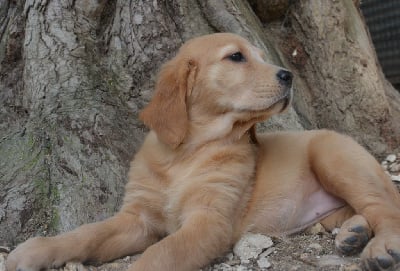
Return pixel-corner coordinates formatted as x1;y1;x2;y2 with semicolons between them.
263;88;292;115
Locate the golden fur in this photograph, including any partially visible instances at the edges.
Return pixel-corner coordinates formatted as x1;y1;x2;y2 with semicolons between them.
7;33;400;271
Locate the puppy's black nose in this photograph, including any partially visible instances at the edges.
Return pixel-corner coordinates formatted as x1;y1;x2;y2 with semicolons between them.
276;70;293;86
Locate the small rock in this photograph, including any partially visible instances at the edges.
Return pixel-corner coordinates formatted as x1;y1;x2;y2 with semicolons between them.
332;228;340;236
389;163;400;172
233;233;273;263
257;256;272;269
225;253;234;261
391;175;400;182
63;262;86;271
307;223;327;235
386;154;397;163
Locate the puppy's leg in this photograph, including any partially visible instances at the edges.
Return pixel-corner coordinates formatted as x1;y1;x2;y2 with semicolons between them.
129;210;233;271
6;211;159;271
309;131;400;270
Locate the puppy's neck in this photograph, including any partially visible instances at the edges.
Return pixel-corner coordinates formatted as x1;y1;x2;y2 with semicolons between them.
187;112;236;145
182;113;259;151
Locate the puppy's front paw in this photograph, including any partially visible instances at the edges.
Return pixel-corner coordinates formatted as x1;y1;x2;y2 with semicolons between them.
335;215;372;256
6;237;60;271
361;234;400;271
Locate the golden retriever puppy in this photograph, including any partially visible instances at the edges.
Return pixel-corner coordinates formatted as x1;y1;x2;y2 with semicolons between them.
6;33;400;271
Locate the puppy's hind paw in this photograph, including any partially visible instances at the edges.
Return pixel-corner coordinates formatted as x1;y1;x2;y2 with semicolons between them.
360;233;400;271
361;250;400;271
335;215;372;256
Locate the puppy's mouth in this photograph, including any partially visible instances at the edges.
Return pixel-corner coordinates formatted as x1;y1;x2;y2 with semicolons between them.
267;87;292;112
235;87;292;114
279;88;292;112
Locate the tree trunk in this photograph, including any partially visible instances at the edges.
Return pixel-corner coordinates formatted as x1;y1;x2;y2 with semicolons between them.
0;0;399;247
262;0;400;155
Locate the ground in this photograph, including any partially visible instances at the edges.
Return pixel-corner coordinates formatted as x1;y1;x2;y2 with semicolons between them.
0;229;366;271
0;155;399;271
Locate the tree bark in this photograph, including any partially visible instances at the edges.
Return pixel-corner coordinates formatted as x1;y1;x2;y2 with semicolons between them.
0;0;183;245
262;0;400;155
0;0;399;247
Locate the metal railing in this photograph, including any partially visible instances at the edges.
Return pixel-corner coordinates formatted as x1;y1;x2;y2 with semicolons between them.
361;0;400;88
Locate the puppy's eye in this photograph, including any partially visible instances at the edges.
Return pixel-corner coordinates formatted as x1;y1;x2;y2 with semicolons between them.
228;52;246;62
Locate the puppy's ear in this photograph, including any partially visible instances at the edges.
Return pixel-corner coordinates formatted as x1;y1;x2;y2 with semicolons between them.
140;57;197;148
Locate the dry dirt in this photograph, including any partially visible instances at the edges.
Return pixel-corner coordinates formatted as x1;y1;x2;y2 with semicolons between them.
0;230;361;271
0;229;368;271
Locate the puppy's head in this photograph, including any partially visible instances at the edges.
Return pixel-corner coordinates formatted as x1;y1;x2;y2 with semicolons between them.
140;33;293;148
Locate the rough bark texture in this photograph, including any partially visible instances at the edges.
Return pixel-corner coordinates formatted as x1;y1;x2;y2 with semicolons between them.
262;0;400;155
1;0;183;245
0;0;399;249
